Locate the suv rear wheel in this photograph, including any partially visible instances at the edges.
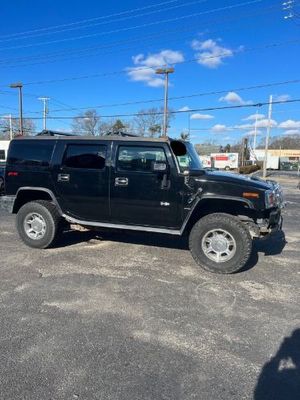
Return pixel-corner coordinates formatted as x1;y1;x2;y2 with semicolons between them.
16;200;62;249
189;213;252;274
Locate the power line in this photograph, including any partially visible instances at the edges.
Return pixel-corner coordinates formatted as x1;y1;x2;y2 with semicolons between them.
0;0;180;40
43;78;300;114
0;0;210;44
0;4;278;67
2;37;298;87
21;98;300;120
0;0;263;51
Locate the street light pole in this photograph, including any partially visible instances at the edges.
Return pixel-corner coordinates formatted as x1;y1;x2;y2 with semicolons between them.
155;67;174;137
9;82;23;135
38;97;50;130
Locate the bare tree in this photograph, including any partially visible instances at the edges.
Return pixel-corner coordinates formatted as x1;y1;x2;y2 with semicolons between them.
133;107;174;137
260;134;300;150
0;117;36;138
98;118;130;135
72;109;100;136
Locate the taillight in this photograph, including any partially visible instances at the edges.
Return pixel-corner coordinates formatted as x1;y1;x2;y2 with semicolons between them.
7;171;19;177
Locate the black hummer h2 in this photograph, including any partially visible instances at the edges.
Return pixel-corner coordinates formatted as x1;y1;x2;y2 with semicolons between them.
0;133;284;274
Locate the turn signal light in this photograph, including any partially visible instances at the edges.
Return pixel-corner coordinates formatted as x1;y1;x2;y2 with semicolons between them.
243;192;259;199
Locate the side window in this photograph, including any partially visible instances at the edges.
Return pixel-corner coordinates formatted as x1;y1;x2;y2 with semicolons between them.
64;144;106;170
0;150;5;160
7;141;54;166
117;146;166;173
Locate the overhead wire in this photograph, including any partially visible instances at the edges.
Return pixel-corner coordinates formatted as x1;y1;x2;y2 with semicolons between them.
0;0;210;43
0;0;180;40
0;4;279;67
1;37;298;87
0;0;263;51
42;78;300;114
20;98;300;120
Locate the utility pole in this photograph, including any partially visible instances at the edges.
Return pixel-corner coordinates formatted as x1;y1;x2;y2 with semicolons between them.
263;95;273;179
9;82;23;135
38;97;50;130
155;67;174;137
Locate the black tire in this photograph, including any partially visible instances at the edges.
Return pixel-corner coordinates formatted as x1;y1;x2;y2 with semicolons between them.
16;200;62;249
189;213;252;274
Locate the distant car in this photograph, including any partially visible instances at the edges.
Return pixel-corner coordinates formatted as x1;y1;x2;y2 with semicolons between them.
0;163;5;193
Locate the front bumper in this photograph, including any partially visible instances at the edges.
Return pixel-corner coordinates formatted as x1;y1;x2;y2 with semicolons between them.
258;208;283;236
0;195;15;213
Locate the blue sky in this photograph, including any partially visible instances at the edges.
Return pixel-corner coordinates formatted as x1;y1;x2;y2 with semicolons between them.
0;0;299;145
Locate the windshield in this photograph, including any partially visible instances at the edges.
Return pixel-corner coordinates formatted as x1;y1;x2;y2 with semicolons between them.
176;142;202;172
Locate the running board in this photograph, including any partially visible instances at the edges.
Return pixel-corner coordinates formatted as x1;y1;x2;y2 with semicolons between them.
63;215;182;235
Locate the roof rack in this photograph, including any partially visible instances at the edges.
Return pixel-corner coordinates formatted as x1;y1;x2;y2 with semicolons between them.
103;131;139;137
36;130;76;137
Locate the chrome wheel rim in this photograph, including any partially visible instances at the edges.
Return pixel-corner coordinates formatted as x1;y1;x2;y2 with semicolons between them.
24;212;46;240
201;228;236;263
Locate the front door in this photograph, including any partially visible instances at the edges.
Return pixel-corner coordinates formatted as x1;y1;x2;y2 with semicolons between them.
54;142;109;221
110;143;180;229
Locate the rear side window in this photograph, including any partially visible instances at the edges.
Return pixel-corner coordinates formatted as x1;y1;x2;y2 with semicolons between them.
117;146;166;172
7;141;54;166
63;144;106;170
0;150;5;160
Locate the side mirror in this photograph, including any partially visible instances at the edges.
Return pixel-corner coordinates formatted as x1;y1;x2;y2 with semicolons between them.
151;161;168;173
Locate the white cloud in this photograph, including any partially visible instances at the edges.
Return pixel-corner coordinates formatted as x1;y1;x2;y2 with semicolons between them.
234;123;253;130
127;50;184;87
191;38;234;68
178;106;191;112
211;124;230;133
256;118;277;128
274;94;291;102
219;91;252;105
190;113;214;120
242;113;265;121
283;129;300;135
278;119;300;129
244;129;262;136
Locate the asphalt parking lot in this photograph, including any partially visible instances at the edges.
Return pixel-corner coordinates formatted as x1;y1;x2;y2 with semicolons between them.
0;176;299;400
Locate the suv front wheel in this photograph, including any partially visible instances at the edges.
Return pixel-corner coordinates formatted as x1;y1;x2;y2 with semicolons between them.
16;200;62;249
189;213;252;274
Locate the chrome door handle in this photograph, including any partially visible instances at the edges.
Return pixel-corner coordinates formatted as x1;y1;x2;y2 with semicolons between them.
58;173;70;182
115;177;128;186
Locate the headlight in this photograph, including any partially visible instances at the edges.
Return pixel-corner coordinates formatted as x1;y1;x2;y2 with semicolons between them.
265;190;276;209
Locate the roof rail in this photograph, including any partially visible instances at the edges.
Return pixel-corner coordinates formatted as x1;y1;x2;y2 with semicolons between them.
103;131;139;137
36;130;76;137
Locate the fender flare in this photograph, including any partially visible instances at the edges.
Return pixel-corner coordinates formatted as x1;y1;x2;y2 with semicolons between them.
14;186;63;215
180;195;254;234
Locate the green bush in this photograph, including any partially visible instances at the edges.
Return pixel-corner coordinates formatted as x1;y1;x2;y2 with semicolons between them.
239;164;261;174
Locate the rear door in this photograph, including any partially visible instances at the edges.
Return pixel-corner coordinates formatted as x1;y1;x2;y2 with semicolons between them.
53;141;110;222
110;142;180;228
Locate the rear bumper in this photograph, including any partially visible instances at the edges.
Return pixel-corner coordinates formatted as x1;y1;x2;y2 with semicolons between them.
0;195;15;213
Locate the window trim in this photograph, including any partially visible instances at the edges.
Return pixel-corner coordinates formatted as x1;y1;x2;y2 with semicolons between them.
116;144;168;174
62;143;107;171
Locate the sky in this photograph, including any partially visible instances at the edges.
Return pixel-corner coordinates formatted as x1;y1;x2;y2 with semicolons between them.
0;0;300;145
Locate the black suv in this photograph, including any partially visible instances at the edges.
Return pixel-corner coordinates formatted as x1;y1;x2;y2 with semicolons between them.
0;134;284;274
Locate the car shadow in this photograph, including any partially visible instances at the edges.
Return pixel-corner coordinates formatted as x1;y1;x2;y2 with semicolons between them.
57;228;189;250
240;230;287;273
254;329;300;399
58;228;287;272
